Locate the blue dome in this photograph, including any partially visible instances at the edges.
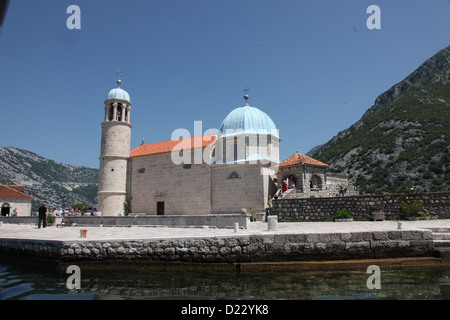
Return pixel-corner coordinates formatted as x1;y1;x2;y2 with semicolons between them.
107;87;131;102
219;105;279;138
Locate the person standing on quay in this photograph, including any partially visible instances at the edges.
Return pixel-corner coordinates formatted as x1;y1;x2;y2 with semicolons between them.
38;203;47;228
266;195;273;216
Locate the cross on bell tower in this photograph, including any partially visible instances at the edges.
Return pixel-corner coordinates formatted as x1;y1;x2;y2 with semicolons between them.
243;87;250;105
116;69;123;87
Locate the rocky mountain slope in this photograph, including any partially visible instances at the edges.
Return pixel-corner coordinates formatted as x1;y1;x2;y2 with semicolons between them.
309;45;450;194
0;147;98;211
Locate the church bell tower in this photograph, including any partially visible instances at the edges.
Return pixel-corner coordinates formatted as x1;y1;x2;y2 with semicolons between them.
97;76;132;216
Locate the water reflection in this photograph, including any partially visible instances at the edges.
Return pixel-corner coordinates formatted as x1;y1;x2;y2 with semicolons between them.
1;257;450;300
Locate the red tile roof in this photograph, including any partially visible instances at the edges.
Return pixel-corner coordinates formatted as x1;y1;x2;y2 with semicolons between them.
279;152;329;167
130;134;217;158
0;185;33;199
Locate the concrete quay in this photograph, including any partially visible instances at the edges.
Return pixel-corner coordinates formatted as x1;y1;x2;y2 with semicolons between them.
1;220;450;266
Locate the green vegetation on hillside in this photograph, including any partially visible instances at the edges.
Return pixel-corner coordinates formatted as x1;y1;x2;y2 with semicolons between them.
312;46;450;194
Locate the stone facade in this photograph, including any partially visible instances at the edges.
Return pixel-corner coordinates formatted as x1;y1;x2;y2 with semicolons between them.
128;150;277;215
274;192;450;222
129;151;212;215
211;163;277;213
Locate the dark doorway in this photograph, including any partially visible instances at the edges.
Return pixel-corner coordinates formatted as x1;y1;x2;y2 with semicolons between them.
1;203;10;216
157;202;165;216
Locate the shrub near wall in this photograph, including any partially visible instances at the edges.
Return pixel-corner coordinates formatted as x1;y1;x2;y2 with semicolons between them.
273;192;450;222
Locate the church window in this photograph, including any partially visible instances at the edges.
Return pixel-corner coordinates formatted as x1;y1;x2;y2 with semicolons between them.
228;171;240;180
183;164;191;169
233;137;238;162
267;135;272;157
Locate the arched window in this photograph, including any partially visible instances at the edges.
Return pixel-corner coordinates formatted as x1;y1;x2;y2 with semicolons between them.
310;175;323;190
108;104;114;121
116;104;123;121
282;174;297;191
124;108;128;122
228;171;240;179
233;137;238;162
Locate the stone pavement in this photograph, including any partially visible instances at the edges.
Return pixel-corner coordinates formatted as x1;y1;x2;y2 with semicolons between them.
1;219;450;242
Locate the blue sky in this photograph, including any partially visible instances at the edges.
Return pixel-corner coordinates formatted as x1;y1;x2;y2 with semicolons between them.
0;0;449;169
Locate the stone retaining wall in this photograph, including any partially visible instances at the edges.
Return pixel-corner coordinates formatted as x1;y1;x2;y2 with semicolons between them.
0;229;435;263
0;217;37;225
274;192;450;222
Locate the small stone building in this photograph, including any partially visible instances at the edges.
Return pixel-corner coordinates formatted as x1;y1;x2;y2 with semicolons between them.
277;152;358;199
0;185;33;216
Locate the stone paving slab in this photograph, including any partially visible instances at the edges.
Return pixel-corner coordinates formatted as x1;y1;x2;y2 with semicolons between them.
1;220;449;242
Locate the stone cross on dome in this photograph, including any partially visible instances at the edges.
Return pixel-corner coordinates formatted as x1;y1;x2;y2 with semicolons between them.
116;69;123;87
243;86;250;105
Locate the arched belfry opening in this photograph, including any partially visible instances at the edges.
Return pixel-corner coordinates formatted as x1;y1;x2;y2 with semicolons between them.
116;103;123;121
108;104;114;121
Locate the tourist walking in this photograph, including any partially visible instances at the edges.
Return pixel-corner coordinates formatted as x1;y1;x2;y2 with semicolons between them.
265;195;273;216
38;203;47;228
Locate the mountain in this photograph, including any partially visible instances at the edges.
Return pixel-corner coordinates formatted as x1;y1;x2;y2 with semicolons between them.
309;45;450;194
0;147;98;211
305;144;324;157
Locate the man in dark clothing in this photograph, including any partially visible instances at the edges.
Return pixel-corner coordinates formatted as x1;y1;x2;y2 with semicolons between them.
38;203;47;228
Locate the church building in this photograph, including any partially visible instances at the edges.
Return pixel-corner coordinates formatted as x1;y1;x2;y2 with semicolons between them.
97;80;356;216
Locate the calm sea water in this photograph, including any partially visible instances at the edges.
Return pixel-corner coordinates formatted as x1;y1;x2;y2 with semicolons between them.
1;256;450;300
